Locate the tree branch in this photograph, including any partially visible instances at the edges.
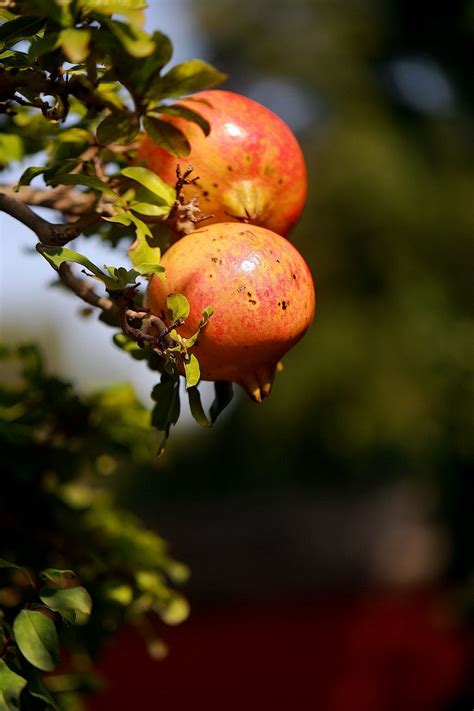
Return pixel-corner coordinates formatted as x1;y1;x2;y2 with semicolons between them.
0;192;99;245
0;71;120;120
57;262;119;320
0;184;95;216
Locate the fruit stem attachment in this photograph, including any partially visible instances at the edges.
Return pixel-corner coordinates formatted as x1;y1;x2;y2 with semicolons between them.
166;165;214;238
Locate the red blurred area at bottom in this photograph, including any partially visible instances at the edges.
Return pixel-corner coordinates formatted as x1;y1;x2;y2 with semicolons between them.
88;592;471;711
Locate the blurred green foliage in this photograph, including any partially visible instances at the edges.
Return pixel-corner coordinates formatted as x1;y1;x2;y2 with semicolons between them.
0;344;189;708
124;0;473;581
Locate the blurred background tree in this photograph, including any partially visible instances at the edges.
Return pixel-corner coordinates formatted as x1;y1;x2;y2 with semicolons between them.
129;0;474;573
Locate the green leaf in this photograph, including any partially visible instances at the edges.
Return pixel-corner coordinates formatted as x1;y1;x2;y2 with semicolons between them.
187;386;212;428
40;586;92;620
113;333;148;359
129;202;170;217
128;211;153;242
40;247;120;290
0;659;27;711
104;18;155;58
29;32;62;59
15;166;45;190
184;353;200;388
158;59;227;99
158;594;190;625
60;29;90;64
210;381;234;423
56;127;92;144
167;294;189;322
102;581;133;606
78;0;147;19
184;306;213;348
0;16;46;45
47;173;117;196
13;610;59;672
0;559;34;586
121;167;176;206
151;375;180;455
126;210;165;272
156;103;210;136
0;134;23;167
143;115;190;158
43;159;81;184
119;30;173;96
103;210;132;226
96;110;139;146
133;262;165;276
40;569;77;587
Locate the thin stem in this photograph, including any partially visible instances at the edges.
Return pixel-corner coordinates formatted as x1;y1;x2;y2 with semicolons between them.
57;263;119;319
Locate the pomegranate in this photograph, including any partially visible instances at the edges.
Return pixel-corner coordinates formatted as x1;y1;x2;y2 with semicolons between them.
146;222;315;401
137;90;307;237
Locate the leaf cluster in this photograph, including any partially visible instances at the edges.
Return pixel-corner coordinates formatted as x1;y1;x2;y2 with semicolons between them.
1;1;235;454
0;343;190;708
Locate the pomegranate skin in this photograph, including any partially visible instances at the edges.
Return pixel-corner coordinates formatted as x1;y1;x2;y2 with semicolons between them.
146;223;315;401
137;90;307;238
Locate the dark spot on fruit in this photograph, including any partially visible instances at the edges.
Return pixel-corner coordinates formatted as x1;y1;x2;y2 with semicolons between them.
209;274;213;278
203;190;209;197
239;231;245;235
227;165;233;171
211;257;218;263
219;259;222;265
278;302;281;306
248;299;257;305
212;238;217;242
278;178;284;185
247;291;252;297
212;182;218;188
292;273;296;280
276;259;280;264
245;155;251;163
281;301;288;310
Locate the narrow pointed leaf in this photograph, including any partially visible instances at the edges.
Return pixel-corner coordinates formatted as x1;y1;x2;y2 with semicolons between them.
184;354;200;388
158;59;227;98
210;381;234;423
122;166;175;206
187;386;212;428
143;115;190;158
14;166;45;190
155;104;210;136
96;110;139;145
47;173;117;196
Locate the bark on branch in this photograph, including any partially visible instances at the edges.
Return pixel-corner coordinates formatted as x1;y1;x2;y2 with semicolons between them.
0;192;99;245
0;184;95;216
57;262;119;320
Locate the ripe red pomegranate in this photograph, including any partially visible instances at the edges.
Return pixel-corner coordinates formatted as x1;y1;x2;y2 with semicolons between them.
137;90;307;237
146;222;315;401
